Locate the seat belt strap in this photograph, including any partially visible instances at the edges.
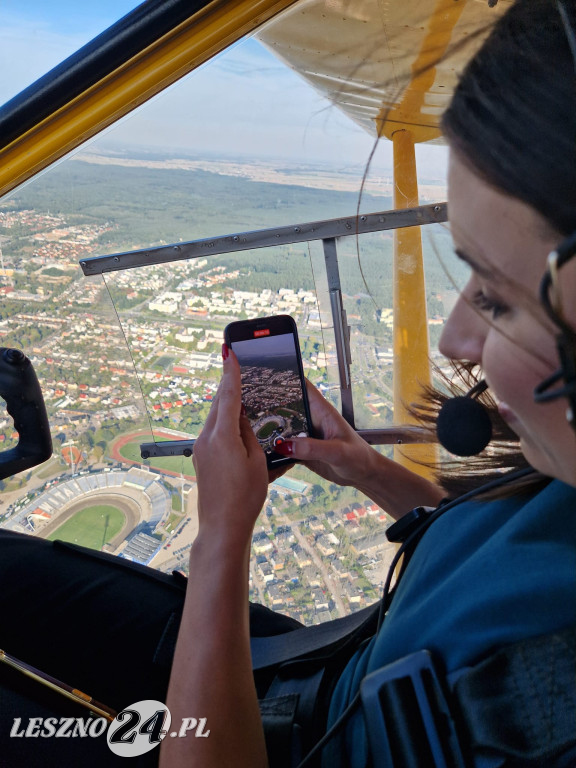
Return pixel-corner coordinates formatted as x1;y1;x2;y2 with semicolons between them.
256;605;381;767
360;625;576;767
360;650;468;768
262;666;327;767
251;601;380;671
454;625;576;762
259;693;301;768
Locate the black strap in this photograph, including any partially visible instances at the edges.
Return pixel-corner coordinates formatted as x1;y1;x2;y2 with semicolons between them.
453;625;576;763
259;694;301;768
251;601;381;671
256;603;381;768
261;668;327;768
359;627;576;767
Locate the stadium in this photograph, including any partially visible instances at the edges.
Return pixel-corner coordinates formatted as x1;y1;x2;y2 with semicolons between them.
3;467;171;565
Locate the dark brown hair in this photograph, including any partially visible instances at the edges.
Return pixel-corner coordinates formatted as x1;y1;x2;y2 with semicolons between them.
425;0;576;496
442;0;576;236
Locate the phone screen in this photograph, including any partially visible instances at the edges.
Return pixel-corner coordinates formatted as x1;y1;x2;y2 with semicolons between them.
230;331;311;463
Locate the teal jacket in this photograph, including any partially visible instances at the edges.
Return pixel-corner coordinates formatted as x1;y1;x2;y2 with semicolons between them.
325;479;576;767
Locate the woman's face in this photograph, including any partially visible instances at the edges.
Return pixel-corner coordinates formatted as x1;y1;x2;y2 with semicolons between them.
439;150;576;486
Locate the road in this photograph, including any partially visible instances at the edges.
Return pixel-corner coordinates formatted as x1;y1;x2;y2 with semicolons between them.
148;482;199;571
249;560;267;604
278;512;347;618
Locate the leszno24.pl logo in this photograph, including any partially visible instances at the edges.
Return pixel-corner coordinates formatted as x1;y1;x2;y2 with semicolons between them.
10;700;209;758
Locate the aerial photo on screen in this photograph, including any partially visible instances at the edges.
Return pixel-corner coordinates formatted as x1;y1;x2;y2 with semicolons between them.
233;333;310;452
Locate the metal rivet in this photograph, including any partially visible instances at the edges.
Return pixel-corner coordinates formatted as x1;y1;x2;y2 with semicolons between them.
113;256;120;262
360;216;367;222
294;227;301;233
346;223;352;230
233;236;239;241
80;262;86;268
173;246;181;251
434;205;441;212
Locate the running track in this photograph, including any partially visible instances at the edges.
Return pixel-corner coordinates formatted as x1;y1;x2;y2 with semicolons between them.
110;430;197;481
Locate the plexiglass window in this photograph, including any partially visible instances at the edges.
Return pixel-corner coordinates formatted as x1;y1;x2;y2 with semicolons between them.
0;7;450;624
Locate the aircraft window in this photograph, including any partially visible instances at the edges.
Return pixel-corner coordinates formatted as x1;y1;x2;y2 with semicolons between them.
0;1;141;106
100;242;335;439
0;27;449;622
332;222;469;430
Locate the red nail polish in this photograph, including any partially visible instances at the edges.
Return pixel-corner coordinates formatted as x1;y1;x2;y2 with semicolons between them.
222;343;229;361
275;441;293;456
241;403;246;416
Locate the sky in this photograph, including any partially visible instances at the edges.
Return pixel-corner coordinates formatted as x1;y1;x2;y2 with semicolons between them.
0;1;448;178
0;1;139;101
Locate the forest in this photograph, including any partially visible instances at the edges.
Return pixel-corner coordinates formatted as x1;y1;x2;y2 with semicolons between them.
2;159;390;250
0;157;465;315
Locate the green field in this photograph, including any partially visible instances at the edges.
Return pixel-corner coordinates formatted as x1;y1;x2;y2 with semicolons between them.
48;505;125;550
119;438;195;476
257;421;280;439
154;356;174;370
36;457;67;479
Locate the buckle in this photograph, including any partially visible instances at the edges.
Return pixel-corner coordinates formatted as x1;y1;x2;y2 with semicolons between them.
385;506;436;543
360;650;468;767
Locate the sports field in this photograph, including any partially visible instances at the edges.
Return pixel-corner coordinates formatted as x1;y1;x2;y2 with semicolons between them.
47;505;125;550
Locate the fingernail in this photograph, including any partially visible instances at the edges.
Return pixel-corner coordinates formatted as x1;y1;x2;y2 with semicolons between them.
275;440;294;456
222;343;229;361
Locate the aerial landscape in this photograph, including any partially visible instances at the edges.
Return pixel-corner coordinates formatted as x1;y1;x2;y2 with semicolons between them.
0;148;460;625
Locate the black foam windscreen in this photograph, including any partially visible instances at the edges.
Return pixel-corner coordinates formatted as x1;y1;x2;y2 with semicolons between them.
436;395;493;456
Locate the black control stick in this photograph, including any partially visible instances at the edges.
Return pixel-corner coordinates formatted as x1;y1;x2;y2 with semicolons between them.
0;348;52;481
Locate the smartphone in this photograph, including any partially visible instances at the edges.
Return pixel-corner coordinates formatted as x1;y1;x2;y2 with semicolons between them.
224;315;314;468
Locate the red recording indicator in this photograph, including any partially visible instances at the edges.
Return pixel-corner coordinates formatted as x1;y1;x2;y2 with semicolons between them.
254;329;270;337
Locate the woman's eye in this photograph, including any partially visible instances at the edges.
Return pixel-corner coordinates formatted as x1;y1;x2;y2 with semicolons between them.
472;290;509;320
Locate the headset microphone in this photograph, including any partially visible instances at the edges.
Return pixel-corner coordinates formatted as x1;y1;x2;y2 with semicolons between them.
436;379;493;456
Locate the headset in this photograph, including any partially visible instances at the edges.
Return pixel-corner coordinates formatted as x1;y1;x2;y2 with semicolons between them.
534;1;576;432
534;232;576;429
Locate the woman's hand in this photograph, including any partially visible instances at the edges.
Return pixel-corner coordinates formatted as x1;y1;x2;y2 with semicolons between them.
192;344;268;544
274;380;378;488
275;381;445;519
162;345;269;768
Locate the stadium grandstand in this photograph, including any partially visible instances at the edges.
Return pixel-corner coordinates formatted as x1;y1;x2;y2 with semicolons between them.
1;468;171;565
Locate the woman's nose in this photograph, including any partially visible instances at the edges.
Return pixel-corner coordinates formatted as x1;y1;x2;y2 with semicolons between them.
439;291;487;364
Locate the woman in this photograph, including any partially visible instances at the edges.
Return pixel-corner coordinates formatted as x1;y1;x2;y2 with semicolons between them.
161;1;576;766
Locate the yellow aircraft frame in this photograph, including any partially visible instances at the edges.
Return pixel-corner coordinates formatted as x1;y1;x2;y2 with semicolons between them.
0;0;299;199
